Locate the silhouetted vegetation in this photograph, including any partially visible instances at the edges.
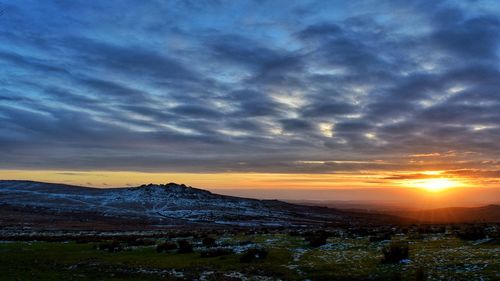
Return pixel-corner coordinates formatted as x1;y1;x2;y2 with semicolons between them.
456;225;487;240
369;232;391;242
125;238;155;247
156;241;177;253
0;224;497;280
97;240;123;252
415;266;427;281
200;247;234;258
177;239;193;253
306;235;328;247
303;230;331;247
240;248;268;262
202;236;216;247
382;241;409;263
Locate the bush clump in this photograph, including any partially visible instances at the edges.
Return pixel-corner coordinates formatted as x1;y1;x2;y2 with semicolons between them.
240;248;268;262
415;266;427;281
127;238;156;247
202;237;217;247
382;241;409;263
306;235;328;247
369;232;391;242
156;242;177;253
456;226;487;241
407;232;424;240
98;240;123;253
238;240;253;246
200;247;234;258
177;239;193;254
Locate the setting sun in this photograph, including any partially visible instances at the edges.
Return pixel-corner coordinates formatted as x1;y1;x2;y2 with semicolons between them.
408;178;462;192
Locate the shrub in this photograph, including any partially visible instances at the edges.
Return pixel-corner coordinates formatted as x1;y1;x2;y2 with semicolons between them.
202;237;216;247
98;240;123;253
240;248;268;262
75;236;100;244
168;231;194;239
306;235;328;247
350;227;369;237
127;238;155;247
156;242;177;253
369;232;392;242
415;266;427;281
382;242;409;263
238;240;253;246
407;232;424;240
200;247;234;258
456;226;487;241
177;239;193;254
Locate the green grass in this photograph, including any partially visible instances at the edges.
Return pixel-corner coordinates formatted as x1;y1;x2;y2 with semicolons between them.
0;234;498;280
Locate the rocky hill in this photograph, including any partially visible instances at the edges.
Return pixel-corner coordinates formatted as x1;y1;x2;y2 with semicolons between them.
0;180;398;230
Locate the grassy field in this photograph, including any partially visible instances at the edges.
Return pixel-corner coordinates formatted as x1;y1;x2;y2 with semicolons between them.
0;233;498;280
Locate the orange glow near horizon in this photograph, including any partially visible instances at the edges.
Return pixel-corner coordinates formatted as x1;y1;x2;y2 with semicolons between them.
395;170;468;193
0;169;388;189
406;178;463;192
0;169;484;190
1;169;499;206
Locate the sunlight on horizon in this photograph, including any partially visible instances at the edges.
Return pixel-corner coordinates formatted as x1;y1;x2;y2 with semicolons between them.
404;177;465;193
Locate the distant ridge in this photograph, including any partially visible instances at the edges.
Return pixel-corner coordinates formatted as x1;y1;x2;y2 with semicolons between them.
289;198;500;223
0;180;401;230
393;205;500;223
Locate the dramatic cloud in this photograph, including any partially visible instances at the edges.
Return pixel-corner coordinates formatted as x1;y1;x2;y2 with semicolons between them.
1;0;500;179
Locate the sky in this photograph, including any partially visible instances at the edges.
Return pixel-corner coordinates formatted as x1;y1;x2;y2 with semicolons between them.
1;1;500;203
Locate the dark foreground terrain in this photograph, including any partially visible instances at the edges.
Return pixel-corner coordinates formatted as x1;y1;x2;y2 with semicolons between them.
0;181;498;280
0;225;498;281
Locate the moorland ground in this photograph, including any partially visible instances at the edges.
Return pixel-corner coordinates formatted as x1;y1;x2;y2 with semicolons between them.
1;224;498;281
